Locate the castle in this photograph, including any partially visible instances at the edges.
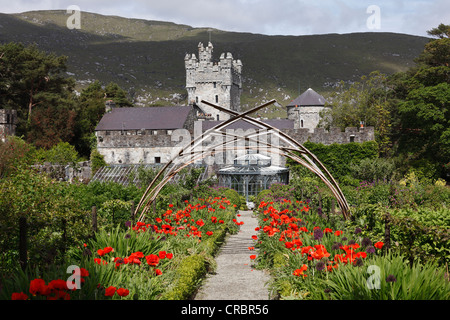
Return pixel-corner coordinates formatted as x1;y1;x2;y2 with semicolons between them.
94;42;374;167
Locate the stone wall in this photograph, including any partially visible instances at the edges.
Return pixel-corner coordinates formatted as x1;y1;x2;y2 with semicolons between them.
32;161;92;182
96;126;375;166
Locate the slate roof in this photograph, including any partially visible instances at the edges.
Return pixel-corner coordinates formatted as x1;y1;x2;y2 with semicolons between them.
287;88;326;107
95;106;192;131
199;118;294;131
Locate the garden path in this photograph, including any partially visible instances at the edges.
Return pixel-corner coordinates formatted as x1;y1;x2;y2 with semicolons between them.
194;210;271;300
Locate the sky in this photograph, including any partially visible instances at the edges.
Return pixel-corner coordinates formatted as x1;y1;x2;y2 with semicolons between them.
1;0;448;37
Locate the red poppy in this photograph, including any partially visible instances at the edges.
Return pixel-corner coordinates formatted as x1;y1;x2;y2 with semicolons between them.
103;246;114;254
105;286;116;297
117;288;130;297
48;279;68;291
196;219;205;227
250;255;256;260
166;253;173;259
158;251;166;259
206;231;213;236
251;235;258;240
374;241;384;249
145;254;160;266
97;249;105;256
29;278;46;296
11;292;28;300
154;269;163;276
334;230;343;236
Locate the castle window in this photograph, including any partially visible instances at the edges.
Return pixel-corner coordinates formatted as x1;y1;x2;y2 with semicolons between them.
167;130;172;135
213;82;217;88
300;120;304;128
350;135;355;143
196;96;199;103
215;95;219;103
155;157;161;164
217;114;220;121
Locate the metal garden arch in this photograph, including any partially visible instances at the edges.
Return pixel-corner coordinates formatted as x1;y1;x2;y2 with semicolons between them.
134;99;351;222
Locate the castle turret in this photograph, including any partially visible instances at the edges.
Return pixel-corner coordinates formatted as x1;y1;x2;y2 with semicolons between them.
286;88;329;132
185;42;242;120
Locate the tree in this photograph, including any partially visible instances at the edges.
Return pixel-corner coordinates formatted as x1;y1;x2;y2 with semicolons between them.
72;81;133;157
320;71;392;155
390;24;450;178
0;42;76;148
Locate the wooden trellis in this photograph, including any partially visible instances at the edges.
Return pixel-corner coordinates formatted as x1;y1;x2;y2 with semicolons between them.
135;99;351;222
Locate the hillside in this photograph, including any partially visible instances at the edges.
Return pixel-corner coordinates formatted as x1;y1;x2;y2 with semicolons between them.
0;10;429;117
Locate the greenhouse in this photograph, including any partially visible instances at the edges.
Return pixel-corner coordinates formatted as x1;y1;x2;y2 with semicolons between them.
217;153;289;201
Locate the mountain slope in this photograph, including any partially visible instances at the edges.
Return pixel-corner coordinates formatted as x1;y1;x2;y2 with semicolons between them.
0;10;429;116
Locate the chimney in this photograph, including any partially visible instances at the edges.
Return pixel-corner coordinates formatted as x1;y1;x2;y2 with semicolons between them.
105;100;116;113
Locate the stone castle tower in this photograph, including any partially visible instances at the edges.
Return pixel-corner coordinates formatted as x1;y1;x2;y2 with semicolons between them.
185;42;243;120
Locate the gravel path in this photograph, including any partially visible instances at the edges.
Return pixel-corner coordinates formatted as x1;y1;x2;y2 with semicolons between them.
194;210;271;300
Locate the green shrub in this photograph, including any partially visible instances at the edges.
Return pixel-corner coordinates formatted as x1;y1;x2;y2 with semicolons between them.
256;189;273;204
223;188;241;208
161;254;207;300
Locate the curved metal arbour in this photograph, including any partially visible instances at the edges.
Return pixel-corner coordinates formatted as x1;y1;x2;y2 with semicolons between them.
134;99;351;222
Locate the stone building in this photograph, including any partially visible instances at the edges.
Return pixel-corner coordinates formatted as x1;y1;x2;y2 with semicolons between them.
0;109;17;142
185;42;243;121
95;105;200;165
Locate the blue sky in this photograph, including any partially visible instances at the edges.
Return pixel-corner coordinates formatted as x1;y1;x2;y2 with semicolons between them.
1;0;448;37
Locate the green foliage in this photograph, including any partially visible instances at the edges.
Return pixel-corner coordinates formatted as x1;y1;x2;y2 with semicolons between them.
223;188;241;208
161;254;207;300
315;252;450;300
0;168;90;275
350;157;396;182
90;149;107;176
34;141;81;165
0;136;36;178
303;141;378;178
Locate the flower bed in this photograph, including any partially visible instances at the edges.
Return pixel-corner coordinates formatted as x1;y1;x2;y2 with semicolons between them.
4;196;240;300
251;194;450;300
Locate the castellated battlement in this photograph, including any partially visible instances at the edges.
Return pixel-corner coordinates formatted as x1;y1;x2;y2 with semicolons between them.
185;42;243;120
283;126;375;145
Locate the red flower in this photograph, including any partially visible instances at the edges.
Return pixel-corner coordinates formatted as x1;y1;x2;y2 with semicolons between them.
251;235;258;240
196;219;205;227
103;246;114;254
250;255;256;260
206;231;213;236
105;286;116;297
374;241;384;249
29;279;46;296
97;249;105;256
48;279;68;291
158;251;166;259
154;269;163;276
117;288;130;297
293;264;308;277
146;254;160;266
166;253;173;259
334;230;343;236
11;292;28;300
